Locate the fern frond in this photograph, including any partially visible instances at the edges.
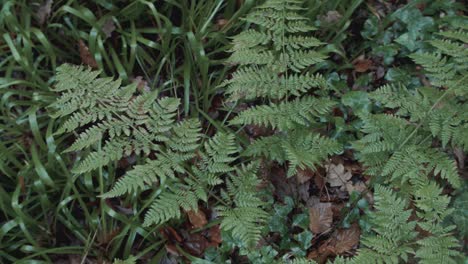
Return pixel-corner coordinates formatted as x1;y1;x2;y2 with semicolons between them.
101;152;188;198
143;188;185;226
245;131;341;177
218;163;269;247
113;255;137;264
201;132;239;174
223;67;327;101
231;97;335;130
357;185;417;263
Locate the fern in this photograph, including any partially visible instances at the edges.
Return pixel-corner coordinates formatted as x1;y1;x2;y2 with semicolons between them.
231;97;335;130
49;65;268;248
356;185;418;263
246;130;341;177
224;0;340;177
349;24;466;263
221;0;329;101
143;132;239;227
217;163;269;247
113;255;137;264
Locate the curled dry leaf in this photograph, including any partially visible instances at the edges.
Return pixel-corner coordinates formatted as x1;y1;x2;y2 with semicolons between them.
308;197;333;234
78;40;98;69
187;209;208;229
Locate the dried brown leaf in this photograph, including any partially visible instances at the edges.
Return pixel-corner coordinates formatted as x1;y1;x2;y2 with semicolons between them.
78;40;98;69
329;224;361;254
182;233;209;256
326;164;352;188
297;168;314;184
187;209;208;229
309;198;333;234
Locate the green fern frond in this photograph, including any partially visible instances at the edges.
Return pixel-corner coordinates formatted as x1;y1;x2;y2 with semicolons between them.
245;131;341;177
415;234;461;264
143;186;187;226
201;132;239;174
113;255;137;264
50;65;190;174
101;152;188;198
222;67;327;101
218;163;269;247
231;97;335;130
357;185;418;263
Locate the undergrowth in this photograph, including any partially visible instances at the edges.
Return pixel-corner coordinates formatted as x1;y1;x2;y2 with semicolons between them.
0;0;466;263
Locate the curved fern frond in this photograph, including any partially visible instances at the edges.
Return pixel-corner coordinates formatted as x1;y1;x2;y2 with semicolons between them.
231;97;335;130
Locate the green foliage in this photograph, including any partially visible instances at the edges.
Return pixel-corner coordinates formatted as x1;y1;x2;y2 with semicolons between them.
246;130;342;177
221;0;329;101
217;163;270;247
355;185;418;263
350;24;466;263
50;64;193;174
224;0;341;177
113;255;137;264
49;64;270;249
143;133;240;227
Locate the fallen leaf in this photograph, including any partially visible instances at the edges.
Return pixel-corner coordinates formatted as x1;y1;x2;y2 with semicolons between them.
78;40;98;69
297;168;314;184
329;224;361;254
345;181;367;195
102;18;116;39
182;233;209;256
325;163;352;188
322;10;342;24
354;58;373;73
165;244;180;256
36;0;53;26
207;225;222;246
309;197;333;234
187;209;208;229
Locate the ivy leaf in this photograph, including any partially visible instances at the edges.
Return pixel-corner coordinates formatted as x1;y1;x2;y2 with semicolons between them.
341;91;371;115
295;230;313;250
